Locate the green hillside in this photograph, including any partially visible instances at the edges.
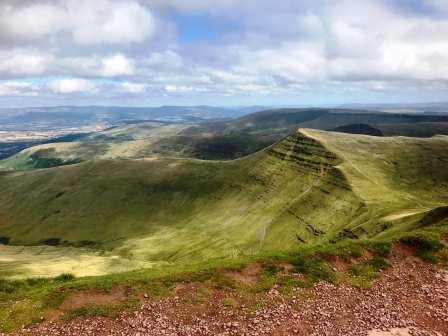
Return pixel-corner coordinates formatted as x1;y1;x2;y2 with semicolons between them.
0;123;190;171
0;129;447;278
3;109;448;172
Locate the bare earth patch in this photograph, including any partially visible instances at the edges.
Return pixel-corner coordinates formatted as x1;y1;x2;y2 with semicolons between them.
224;262;262;284
60;287;128;311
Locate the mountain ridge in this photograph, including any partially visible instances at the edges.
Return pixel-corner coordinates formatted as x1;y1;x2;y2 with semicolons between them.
0;128;447;278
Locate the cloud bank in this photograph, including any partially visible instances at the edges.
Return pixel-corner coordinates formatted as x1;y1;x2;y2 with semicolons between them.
0;0;447;106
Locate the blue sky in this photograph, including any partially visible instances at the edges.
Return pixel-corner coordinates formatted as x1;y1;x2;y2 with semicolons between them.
174;14;239;43
0;0;448;107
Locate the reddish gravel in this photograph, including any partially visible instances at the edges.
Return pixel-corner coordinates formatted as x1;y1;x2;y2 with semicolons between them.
5;258;448;336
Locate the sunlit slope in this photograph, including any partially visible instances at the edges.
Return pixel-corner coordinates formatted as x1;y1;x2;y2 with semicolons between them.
0;123;189;170
0;129;447;278
303;129;448;236
0;131;360;250
3;109;448;171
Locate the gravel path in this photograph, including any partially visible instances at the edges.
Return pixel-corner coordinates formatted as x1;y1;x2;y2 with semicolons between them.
8;259;448;336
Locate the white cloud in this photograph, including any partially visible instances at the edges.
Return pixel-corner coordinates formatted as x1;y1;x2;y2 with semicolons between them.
70;0;154;45
145;50;184;69
120;82;146;94
47;78;97;94
1;0;448;104
215;0;448;88
0;3;65;41
164;85;208;93
101;53;135;77
0;0;154;45
0;50;48;76
0;81;34;96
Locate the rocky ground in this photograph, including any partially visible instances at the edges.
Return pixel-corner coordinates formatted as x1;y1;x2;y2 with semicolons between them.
5;255;448;336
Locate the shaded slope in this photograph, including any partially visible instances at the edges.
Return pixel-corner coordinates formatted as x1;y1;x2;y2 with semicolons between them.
304;129;448;238
3;109;448;171
0;129;447;278
375;122;448;137
0;131;364;252
332;124;383;136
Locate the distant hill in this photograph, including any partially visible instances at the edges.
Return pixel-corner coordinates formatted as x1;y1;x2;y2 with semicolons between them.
332;124;383;136
0;105;268;131
339;102;448;114
184;108;448;135
0;129;447;278
3;108;448;171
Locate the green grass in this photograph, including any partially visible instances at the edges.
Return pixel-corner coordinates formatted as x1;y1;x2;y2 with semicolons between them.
348;257;390;288
0;129;446;280
290;253;337;284
399;231;444;263
0;127;446;330
0;234;445;332
0;131;359;276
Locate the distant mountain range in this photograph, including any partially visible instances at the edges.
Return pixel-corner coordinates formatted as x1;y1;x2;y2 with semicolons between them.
0;105;270;131
2;107;448;168
339;102;448;114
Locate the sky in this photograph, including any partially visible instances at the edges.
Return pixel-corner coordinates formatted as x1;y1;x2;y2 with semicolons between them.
0;0;448;107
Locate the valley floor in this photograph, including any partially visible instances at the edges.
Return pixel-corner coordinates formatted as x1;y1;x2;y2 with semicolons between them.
8;250;448;336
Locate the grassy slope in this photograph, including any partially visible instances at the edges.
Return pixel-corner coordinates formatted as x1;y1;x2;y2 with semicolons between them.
0;129;447;279
0;123;190;171
305;130;448;236
4;109;448;172
375;122;448;137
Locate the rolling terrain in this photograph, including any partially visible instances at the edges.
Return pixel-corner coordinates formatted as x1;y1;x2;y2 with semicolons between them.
3;108;448;171
0;128;447;279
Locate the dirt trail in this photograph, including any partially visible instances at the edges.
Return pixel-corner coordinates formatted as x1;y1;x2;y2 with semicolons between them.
9;256;448;336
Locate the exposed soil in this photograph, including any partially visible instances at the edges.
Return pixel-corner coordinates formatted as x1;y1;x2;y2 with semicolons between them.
321;249;374;273
59;287;128;311
6;255;448;336
225;262;262;284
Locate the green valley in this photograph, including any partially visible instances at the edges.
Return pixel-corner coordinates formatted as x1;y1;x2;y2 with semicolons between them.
0;128;447;279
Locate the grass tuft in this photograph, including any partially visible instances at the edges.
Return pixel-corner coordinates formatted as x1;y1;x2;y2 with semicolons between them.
348;256;390;288
54;273;76;282
400;231;443;263
367;241;392;257
318;240;364;261
291;254;337;284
